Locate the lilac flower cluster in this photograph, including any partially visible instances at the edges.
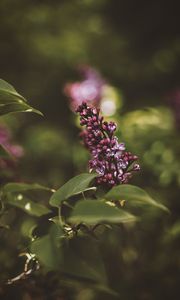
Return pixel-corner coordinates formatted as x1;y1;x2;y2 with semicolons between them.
76;102;140;187
64;65;105;111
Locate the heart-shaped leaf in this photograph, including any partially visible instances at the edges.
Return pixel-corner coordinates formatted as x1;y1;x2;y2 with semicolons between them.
49;173;97;207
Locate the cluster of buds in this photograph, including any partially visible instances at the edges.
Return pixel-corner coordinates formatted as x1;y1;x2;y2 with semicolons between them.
64;65;105;111
76;102;140;187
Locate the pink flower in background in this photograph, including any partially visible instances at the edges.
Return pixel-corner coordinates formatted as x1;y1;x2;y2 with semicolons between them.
5;144;24;158
0;124;24;159
64;65;105;111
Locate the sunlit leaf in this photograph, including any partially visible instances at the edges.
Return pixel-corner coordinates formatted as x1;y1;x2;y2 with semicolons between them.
5;193;51;217
69;200;137;224
2;183;53;217
49;173;97;207
105;184;169;212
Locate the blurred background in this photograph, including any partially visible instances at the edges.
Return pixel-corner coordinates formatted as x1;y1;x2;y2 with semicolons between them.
0;0;180;299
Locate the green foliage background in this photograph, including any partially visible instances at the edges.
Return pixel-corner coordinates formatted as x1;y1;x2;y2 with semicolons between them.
0;0;180;299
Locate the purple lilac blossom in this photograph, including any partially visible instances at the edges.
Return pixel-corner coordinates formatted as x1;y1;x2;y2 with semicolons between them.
76;102;140;187
64;65;105;111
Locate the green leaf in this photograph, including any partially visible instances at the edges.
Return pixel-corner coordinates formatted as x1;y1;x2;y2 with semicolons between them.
49;173;97;207
20;218;37;238
0;79;43;116
69;200;137;224
3;182;53;193
5;193;51;217
0;79;26;101
105;184;169;212
0;102;43;116
31;226;107;285
31;224;64;270
2;183;53;217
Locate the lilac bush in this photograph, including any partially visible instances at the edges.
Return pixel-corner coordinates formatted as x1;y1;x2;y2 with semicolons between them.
0;79;168;294
76;102;140;187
